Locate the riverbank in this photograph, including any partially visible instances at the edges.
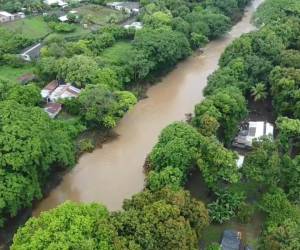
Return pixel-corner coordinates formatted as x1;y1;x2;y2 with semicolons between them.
32;0;263;215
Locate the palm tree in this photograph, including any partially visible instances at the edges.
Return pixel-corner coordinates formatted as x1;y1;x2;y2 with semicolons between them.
251;82;267;101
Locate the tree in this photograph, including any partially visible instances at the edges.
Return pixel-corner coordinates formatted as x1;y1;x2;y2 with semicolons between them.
146;166;184;191
197;137;240;190
0;101;78;226
134;27;191;71
78;85;136;128
194;87;248;145
6;84;42;106
58;55;99;87
121;188;209;240
251;82;267;101
243;137;281;189
259;219;300;250
11;202;118;250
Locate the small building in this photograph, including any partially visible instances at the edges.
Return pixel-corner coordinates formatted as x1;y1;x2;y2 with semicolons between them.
44;102;62;118
49;84;81;102
41;80;81;102
107;2;140;14
232;121;274;149
17;73;36;85
41;80;81;118
0;11;14;23
20;43;43;62
44;0;68;8
221;230;241;250
124;21;143;30
58;15;68;22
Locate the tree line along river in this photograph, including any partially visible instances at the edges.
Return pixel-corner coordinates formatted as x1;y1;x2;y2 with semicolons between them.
33;0;265;216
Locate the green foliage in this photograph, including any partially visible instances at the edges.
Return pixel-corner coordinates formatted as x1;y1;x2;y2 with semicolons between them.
147;167;184;191
251;82;267;101
208;189;245;224
121;188;209;240
243;137;281;188
149;122;203;180
134;27;191;71
0;101;77;225
78;138;95;154
78;85;136;128
11;202;117;250
193;87;248;144
255;0;300;26
6;84;42;106
197;138;240;190
236;202;255;223
259;188;299;228
269;67;300;117
280;49;300;68
276;117;300;152
259;219;300;250
48;22;76;33
207;243;221;250
58;55;99;87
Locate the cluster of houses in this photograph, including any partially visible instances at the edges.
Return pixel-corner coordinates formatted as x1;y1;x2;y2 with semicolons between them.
0;11;25;23
107;2;140;15
41;80;81;118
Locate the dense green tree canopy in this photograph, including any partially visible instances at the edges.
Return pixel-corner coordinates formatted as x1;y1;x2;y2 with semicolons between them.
0;101;79;225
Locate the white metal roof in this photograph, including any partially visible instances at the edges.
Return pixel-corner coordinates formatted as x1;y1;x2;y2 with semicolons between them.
0;11;13;17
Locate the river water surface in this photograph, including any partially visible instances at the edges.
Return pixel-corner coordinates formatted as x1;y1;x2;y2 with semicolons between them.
34;0;264;215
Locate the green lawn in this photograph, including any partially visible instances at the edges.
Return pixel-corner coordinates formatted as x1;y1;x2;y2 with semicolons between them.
0;65;35;82
74;5;128;25
101;42;133;65
2;16;51;40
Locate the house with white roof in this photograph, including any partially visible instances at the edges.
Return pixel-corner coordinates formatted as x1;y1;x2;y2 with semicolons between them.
44;0;68;7
41;80;81;118
0;11;14;23
232;121;274;149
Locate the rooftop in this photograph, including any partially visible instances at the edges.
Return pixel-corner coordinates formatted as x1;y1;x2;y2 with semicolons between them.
221;230;241;250
44;102;62;118
17;73;36;84
0;11;13;17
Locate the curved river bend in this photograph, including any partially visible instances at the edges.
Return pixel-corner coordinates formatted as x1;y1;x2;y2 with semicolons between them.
34;0;264;215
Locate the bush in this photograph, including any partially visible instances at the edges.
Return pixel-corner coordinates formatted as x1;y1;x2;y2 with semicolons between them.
146;167;184;191
77;138;95;154
237;202;255;223
208;190;245;224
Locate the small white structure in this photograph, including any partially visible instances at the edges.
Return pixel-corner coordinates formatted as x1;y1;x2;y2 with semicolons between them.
44;0;68;7
233;121;274;149
0;11;14;23
107;2;140;14
58;15;68;22
124;21;143;30
236;154;245;169
0;11;25;23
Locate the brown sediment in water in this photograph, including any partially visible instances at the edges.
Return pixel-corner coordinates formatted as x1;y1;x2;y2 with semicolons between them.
33;0;265;216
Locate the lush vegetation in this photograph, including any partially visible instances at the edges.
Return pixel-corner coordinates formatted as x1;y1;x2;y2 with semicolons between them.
12;188;209;249
8;0;300;248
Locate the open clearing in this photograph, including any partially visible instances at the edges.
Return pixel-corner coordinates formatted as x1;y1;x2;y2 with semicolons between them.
2;16;51;40
74;4;128;25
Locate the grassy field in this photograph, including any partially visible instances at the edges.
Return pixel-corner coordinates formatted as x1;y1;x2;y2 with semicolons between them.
2;16;51;40
74;5;128;25
101;42;133;64
0;65;35;82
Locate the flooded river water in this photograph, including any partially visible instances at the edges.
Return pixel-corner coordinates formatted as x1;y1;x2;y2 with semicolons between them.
33;0;264;215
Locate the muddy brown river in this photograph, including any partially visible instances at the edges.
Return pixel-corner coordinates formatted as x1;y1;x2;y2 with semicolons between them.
33;0;264;215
